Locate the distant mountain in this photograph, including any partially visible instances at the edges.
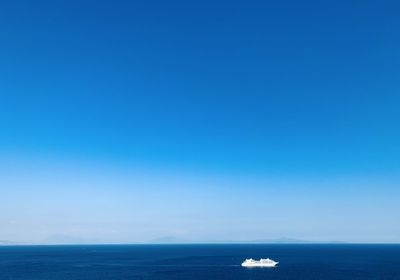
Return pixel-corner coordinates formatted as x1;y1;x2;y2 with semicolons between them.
42;234;89;245
147;236;343;244
0;240;19;245
226;237;345;244
249;237;313;244
148;236;190;244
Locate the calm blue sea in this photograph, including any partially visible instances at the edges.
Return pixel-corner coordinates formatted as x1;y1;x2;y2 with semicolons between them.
0;244;399;279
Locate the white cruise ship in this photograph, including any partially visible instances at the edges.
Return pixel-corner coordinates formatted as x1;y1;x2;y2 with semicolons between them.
241;258;278;267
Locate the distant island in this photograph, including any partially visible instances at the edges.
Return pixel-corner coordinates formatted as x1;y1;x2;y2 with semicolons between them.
0;236;345;246
148;236;344;244
0;240;20;246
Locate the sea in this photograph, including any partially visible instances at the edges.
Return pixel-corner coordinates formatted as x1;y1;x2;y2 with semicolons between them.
1;244;399;279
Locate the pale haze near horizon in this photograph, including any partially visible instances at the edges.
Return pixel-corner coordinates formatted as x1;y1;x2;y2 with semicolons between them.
1;156;399;244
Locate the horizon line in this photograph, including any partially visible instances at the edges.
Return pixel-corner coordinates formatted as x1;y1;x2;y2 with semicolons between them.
2;242;400;246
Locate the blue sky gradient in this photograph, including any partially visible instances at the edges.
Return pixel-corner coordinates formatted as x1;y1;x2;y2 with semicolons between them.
1;0;399;243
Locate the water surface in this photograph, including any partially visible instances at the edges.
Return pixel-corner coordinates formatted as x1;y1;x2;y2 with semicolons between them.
1;244;399;279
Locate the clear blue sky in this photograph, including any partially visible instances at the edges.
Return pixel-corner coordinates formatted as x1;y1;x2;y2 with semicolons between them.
0;0;399;243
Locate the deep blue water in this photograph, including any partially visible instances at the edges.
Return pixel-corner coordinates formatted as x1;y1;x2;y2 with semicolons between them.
0;244;399;279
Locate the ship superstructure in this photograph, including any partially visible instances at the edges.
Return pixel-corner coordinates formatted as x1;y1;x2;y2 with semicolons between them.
241;258;278;267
